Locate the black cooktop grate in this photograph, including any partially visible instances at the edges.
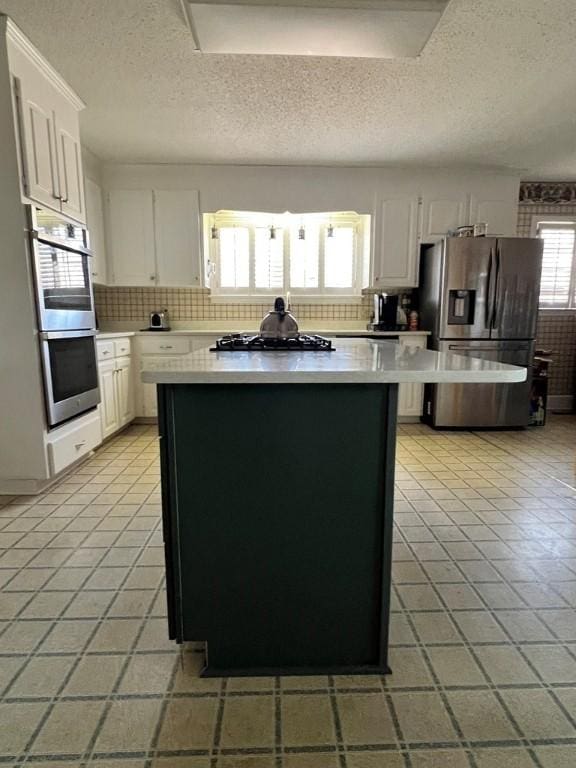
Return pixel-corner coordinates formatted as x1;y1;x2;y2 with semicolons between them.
210;334;334;352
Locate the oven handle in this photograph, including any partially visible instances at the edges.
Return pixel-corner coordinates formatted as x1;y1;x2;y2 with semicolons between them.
40;330;97;341
33;232;93;258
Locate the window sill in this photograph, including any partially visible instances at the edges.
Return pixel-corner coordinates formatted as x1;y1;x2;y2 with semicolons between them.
538;308;576;315
210;294;363;305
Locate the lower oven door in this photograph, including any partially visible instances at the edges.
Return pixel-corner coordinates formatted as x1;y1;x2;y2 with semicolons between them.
40;331;101;427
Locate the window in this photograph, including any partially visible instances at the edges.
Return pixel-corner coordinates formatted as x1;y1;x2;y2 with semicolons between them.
533;217;576;309
205;211;369;299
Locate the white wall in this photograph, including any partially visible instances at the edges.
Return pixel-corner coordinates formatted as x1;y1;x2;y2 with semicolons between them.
0;21;49;483
102;163;521;218
82;145;104;185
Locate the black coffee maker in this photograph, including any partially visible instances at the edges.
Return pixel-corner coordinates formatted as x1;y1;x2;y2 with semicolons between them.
371;293;398;331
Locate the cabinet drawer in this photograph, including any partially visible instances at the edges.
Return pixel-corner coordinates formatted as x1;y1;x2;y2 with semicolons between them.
47;413;101;475
399;334;427;350
139;336;190;354
190;336;218;352
97;340;115;361
114;338;131;357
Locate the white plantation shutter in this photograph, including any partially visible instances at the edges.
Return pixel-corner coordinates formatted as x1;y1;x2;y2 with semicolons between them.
210;212;364;297
324;226;355;288
537;223;576;308
254;227;284;289
290;224;319;288
219;227;250;288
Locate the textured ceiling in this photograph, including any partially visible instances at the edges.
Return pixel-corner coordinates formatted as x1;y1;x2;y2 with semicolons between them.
2;0;576;176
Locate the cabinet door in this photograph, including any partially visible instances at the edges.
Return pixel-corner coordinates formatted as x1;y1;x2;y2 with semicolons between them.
398;336;425;418
85;178;107;284
115;356;134;427
107;190;156;286
373;197;420;288
98;360;119;439
421;197;467;242
154;190;202;286
14;77;60;209
56;114;85;222
468;197;518;236
142;382;158;418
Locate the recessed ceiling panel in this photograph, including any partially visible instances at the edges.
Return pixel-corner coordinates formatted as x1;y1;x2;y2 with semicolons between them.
184;1;448;58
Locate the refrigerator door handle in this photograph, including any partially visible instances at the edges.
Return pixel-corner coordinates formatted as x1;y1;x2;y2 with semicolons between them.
485;248;495;329
492;244;501;329
448;344;529;352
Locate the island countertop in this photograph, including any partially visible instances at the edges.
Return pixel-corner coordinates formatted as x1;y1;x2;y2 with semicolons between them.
141;338;527;385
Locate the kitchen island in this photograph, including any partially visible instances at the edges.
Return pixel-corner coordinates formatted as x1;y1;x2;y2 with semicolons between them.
143;339;525;677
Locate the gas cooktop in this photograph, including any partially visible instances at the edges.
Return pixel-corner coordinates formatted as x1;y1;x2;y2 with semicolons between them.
211;334;334;352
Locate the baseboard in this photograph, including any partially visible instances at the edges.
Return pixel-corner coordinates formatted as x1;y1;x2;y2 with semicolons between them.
548;395;574;413
398;415;421;423
0;450;98;497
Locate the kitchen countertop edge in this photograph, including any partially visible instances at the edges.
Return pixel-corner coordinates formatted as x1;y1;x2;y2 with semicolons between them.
141;338;526;385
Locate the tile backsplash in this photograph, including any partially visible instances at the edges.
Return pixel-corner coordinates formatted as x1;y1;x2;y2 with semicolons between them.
94;286;373;324
535;313;576;397
517;201;576;402
94;199;576;406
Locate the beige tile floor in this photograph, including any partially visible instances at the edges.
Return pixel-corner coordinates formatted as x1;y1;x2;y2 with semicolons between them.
0;415;575;767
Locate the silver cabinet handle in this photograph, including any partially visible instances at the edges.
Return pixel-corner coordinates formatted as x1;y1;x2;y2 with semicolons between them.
150;275;156;281
159;345;173;349
74;441;86;449
101;350;110;355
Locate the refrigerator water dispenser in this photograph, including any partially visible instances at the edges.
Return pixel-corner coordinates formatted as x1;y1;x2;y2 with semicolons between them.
448;289;475;324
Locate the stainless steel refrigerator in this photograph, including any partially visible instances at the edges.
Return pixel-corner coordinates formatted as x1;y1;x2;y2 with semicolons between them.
420;237;543;428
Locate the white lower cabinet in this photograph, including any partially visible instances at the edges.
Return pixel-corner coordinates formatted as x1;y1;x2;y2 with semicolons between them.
97;338;134;439
136;334;218;419
398;335;426;420
116;356;134;426
99;359;120;439
141;381;158;419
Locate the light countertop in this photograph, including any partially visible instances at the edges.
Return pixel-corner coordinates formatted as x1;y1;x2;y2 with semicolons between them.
96;331;137;340
97;322;429;337
141;338;526;385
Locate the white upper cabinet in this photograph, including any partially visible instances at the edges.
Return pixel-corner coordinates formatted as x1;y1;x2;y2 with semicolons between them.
107;189;202;287
7;21;86;223
14;76;60;210
55;103;84;221
373;196;420;288
154;190;202;286
372;176;519;287
85;178;107;284
420;196;467;242
107;190;156;286
468;196;518;236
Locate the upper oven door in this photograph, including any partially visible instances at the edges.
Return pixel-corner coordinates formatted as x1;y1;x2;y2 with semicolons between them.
29;207;95;331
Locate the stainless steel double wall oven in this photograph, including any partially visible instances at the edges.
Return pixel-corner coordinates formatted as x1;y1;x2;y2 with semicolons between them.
29;206;100;427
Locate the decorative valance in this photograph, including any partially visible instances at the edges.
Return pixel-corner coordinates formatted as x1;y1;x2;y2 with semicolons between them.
520;182;576;204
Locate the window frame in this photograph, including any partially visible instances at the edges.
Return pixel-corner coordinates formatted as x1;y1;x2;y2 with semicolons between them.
206;211;367;302
531;214;576;311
